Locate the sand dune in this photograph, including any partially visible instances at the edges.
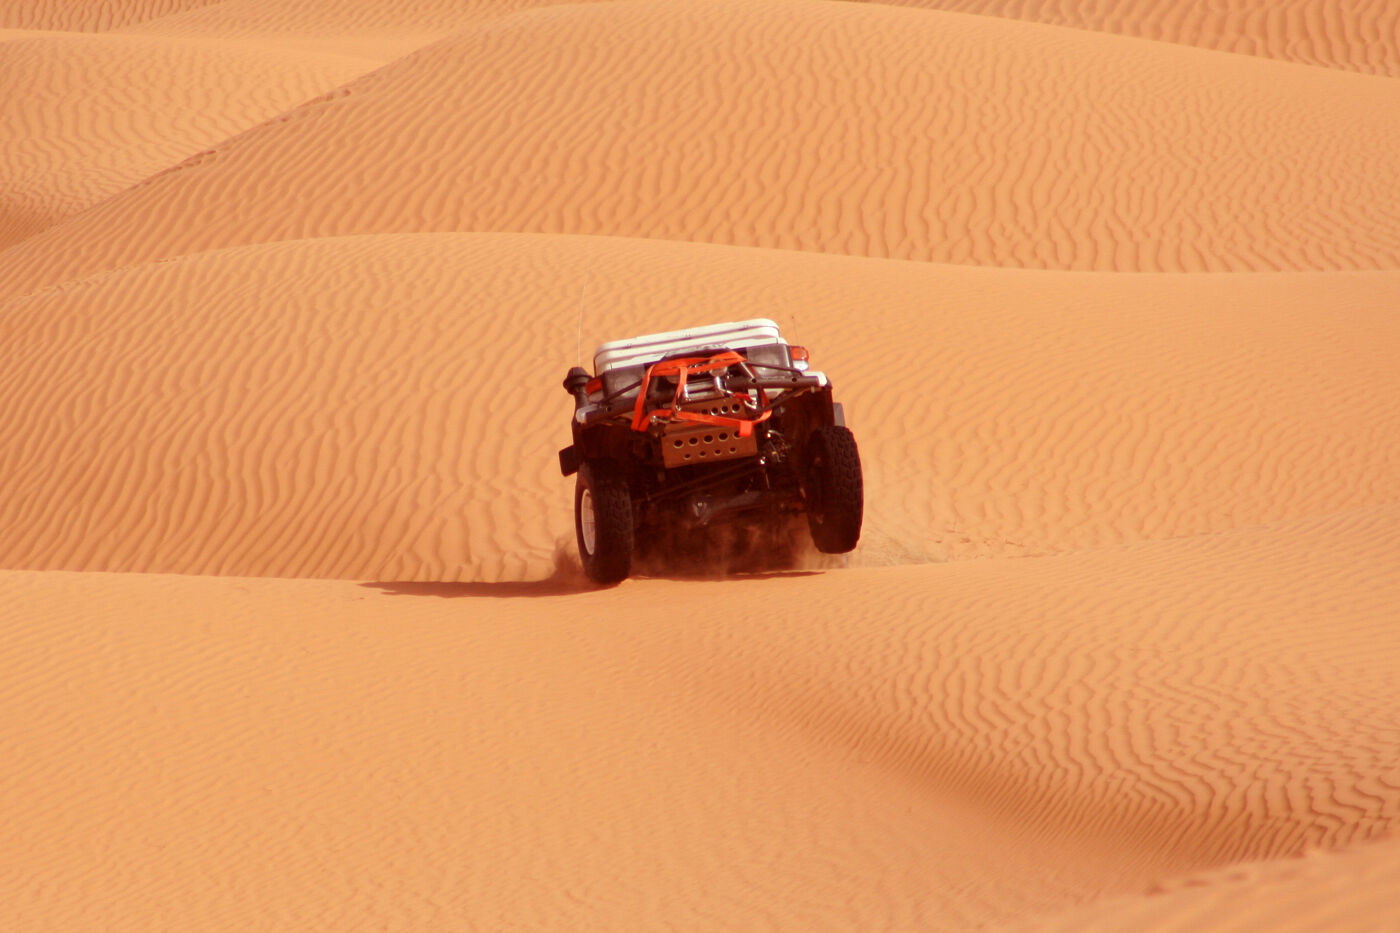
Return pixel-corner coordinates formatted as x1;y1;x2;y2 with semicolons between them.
4;1;1397;928
4;0;1400;300
890;1;1400;76
0;30;374;249
3;233;1398;580
33;0;1397;74
3;502;1396;929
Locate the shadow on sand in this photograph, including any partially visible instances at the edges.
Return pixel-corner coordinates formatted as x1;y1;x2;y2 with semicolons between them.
362;568;825;599
361;579;587;599
364;521;833;598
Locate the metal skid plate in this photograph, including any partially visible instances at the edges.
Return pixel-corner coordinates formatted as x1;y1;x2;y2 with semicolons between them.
660;399;759;468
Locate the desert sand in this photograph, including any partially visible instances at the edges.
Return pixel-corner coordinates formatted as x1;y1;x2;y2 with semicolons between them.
2;1;1398;930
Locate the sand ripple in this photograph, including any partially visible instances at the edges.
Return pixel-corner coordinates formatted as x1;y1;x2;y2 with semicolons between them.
3;234;1398;579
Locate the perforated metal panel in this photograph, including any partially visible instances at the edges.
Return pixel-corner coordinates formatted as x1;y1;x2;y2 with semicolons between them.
660;399;759;468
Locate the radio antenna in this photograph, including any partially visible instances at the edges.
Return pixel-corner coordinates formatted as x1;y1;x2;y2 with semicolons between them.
574;261;592;367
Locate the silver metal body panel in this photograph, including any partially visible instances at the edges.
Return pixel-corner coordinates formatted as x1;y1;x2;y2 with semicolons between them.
593;319;785;373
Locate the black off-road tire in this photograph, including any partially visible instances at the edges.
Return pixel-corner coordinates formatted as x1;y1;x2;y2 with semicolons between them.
805;426;863;554
575;458;634;584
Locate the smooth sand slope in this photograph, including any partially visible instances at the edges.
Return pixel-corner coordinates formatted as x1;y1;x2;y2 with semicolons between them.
3;505;1397;929
0;30;374;248
5;0;1400;300
893;1;1400;76
3;234;1399;580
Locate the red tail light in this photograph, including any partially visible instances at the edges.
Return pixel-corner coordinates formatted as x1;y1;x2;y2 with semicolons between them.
788;346;809;362
586;376;603;395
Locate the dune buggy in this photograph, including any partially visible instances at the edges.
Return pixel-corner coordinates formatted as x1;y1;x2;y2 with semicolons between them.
559;318;862;583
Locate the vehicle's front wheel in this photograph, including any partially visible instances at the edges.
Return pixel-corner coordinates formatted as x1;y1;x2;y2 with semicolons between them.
805;426;863;554
575;458;634;584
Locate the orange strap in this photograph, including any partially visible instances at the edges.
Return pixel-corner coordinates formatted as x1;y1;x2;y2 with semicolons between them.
630;351;771;436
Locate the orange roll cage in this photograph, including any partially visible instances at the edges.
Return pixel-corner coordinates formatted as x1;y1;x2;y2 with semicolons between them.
630;351;773;437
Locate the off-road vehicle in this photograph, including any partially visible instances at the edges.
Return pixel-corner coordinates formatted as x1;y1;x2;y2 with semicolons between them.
560;319;862;583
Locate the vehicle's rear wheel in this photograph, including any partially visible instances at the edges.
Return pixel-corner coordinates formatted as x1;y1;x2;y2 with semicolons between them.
805;426;863;553
575;458;634;584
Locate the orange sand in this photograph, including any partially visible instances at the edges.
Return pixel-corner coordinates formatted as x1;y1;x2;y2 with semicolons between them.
892;1;1400;76
2;1;1398;929
0;29;374;248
